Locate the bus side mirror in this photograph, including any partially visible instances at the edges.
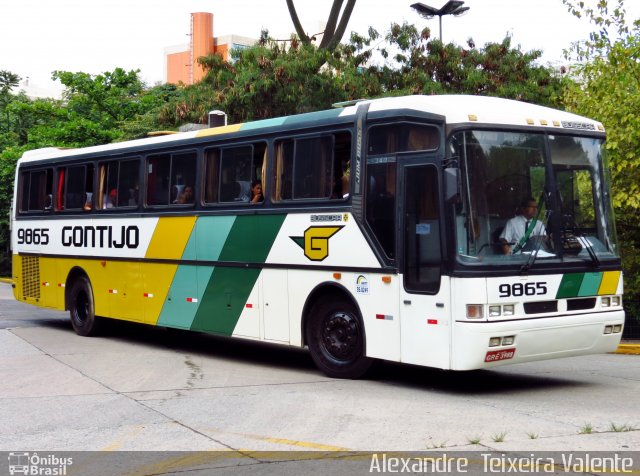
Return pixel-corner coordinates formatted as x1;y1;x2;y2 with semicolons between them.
444;167;461;203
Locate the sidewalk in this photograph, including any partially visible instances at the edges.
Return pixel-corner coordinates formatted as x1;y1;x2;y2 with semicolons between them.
0;278;637;354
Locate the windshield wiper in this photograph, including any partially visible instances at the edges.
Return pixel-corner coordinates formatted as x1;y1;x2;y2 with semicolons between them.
519;236;545;274
578;234;600;268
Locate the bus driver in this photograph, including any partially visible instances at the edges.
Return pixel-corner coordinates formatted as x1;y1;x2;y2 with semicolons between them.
499;197;546;254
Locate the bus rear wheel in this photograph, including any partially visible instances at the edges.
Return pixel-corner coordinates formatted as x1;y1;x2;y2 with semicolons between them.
68;276;101;337
307;299;373;379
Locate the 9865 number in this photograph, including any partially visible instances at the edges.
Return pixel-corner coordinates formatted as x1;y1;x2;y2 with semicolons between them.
17;228;49;245
499;282;547;298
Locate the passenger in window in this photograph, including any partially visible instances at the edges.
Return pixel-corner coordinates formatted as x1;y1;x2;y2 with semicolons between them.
177;186;194;204
127;188;138;206
103;189;117;208
83;192;93;211
499;197;546;254
249;180;263;204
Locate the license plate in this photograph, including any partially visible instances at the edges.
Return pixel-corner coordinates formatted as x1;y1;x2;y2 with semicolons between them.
485;348;516;362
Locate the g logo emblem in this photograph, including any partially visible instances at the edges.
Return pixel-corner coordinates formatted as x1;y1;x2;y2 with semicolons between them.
291;226;343;261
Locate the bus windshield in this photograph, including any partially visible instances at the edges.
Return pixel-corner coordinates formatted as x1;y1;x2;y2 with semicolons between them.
451;130;619;267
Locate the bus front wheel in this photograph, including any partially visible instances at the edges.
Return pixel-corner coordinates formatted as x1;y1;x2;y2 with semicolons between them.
307;299;373;379
68;276;101;337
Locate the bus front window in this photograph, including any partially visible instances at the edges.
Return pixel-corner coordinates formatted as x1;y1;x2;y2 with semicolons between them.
548;135;618;261
451;130;619;267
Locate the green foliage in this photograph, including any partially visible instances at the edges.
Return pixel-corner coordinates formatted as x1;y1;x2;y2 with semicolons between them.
562;0;640;320
0;68;177;273
376;23;566;106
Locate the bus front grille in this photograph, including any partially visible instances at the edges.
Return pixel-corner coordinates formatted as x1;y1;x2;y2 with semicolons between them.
523;300;558;314
21;256;41;300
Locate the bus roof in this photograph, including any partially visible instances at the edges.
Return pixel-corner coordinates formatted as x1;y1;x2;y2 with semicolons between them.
18;95;603;164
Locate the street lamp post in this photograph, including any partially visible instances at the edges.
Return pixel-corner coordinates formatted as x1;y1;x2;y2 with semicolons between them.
410;1;470;42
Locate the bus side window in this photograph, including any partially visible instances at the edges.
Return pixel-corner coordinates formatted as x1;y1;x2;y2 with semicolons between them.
98;159;139;209
204;150;220;203
60;165;93;211
368;123;439;154
273;132;350;202
170;153;196;205
147;155;170;206
210;143;265;204
147;152;196;206
19;169;53;213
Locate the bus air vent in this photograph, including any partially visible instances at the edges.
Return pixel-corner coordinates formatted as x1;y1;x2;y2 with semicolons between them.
21;256;41;300
523;300;557;314
567;298;597;311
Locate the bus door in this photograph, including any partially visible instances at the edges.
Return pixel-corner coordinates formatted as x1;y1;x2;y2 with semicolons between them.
397;156;450;368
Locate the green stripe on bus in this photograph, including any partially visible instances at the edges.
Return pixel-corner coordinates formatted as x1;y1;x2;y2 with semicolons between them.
195;216;237;260
190;214;286;335
578;272;603;296
556;273;585;299
157;216;236;329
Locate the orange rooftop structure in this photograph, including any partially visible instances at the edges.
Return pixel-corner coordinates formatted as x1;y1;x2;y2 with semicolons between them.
165;12;255;85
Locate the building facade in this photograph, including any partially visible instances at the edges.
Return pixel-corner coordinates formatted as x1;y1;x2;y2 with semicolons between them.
165;12;255;85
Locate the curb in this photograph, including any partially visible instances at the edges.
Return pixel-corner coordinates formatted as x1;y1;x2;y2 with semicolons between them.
615;344;640;355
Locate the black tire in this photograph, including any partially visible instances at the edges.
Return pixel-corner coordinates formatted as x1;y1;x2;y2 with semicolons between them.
68;276;101;337
307;298;373;379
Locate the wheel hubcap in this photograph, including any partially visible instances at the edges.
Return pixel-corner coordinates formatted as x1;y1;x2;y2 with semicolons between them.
321;311;359;359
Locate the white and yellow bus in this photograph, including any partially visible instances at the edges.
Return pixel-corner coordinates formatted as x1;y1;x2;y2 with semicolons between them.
11;95;624;378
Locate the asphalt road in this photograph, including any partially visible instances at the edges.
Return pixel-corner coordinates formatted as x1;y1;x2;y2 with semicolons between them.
1;282;638;458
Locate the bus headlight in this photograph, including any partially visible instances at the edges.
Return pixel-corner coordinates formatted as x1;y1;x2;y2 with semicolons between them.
612;296;622;306
503;304;515;316
601;297;611;307
502;335;515;346
489;305;501;317
489;337;501;347
613;325;623;333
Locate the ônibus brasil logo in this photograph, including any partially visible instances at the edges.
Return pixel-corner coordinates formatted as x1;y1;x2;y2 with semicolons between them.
8;452;73;475
290;226;344;262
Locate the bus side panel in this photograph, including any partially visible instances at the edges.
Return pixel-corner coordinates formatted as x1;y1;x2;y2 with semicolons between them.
55;258;111;316
399;275;452;369
356;272;401;362
232;276;261;340
285;270;401;360
37;257;59;308
142;262;182;325
260;269;289;342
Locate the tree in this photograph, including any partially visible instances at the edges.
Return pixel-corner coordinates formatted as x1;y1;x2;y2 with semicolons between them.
562;0;640;332
286;0;357;51
1;70;22;133
0;69;177;273
374;23;566;106
0;70;20;95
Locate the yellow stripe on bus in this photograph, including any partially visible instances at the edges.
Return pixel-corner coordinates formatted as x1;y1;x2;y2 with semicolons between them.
195;124;243;137
145;217;196;260
598;270;621;295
